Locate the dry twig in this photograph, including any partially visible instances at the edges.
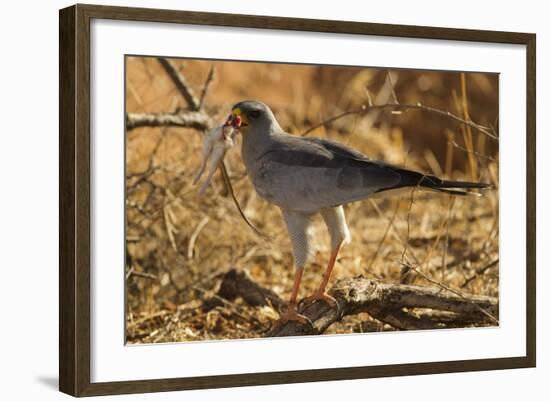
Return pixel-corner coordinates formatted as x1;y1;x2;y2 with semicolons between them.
198;66;216;110
301;102;498;140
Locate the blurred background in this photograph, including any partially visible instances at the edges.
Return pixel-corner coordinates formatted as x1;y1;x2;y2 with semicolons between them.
125;57;499;343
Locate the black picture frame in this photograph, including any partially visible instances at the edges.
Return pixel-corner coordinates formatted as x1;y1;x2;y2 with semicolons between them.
59;3;536;396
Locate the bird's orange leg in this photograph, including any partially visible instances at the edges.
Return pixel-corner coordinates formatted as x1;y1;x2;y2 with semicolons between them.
300;243;342;307
272;269;312;327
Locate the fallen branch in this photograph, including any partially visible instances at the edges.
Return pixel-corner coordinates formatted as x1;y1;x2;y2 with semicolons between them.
203;269;285;312
205;269;498;337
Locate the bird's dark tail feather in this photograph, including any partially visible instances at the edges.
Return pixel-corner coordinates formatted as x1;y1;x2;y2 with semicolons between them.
426;178;493;196
381;168;494;197
425;187;482;197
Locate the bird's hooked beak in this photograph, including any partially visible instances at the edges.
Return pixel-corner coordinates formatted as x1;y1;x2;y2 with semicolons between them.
224;108;249;131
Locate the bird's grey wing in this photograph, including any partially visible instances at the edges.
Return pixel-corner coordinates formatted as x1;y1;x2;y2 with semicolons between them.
253;136;403;212
303;137;371;161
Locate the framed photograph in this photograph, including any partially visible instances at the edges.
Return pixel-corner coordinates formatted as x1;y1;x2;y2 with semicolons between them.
59;4;536;397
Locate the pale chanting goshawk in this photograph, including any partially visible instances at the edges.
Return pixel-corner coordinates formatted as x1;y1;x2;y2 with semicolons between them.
225;100;490;327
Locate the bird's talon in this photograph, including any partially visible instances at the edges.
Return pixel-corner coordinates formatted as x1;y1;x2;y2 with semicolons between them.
271;303;314;329
300;292;338;309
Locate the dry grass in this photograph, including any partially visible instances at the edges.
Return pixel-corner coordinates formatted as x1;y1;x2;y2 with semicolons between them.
125;57;499;344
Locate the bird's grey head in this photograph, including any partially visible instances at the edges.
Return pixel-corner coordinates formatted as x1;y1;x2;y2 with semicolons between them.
226;100;281;136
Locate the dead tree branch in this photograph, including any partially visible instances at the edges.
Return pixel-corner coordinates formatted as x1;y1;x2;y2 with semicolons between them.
205;269;498;337
157;58;200;111
126;110;212;131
